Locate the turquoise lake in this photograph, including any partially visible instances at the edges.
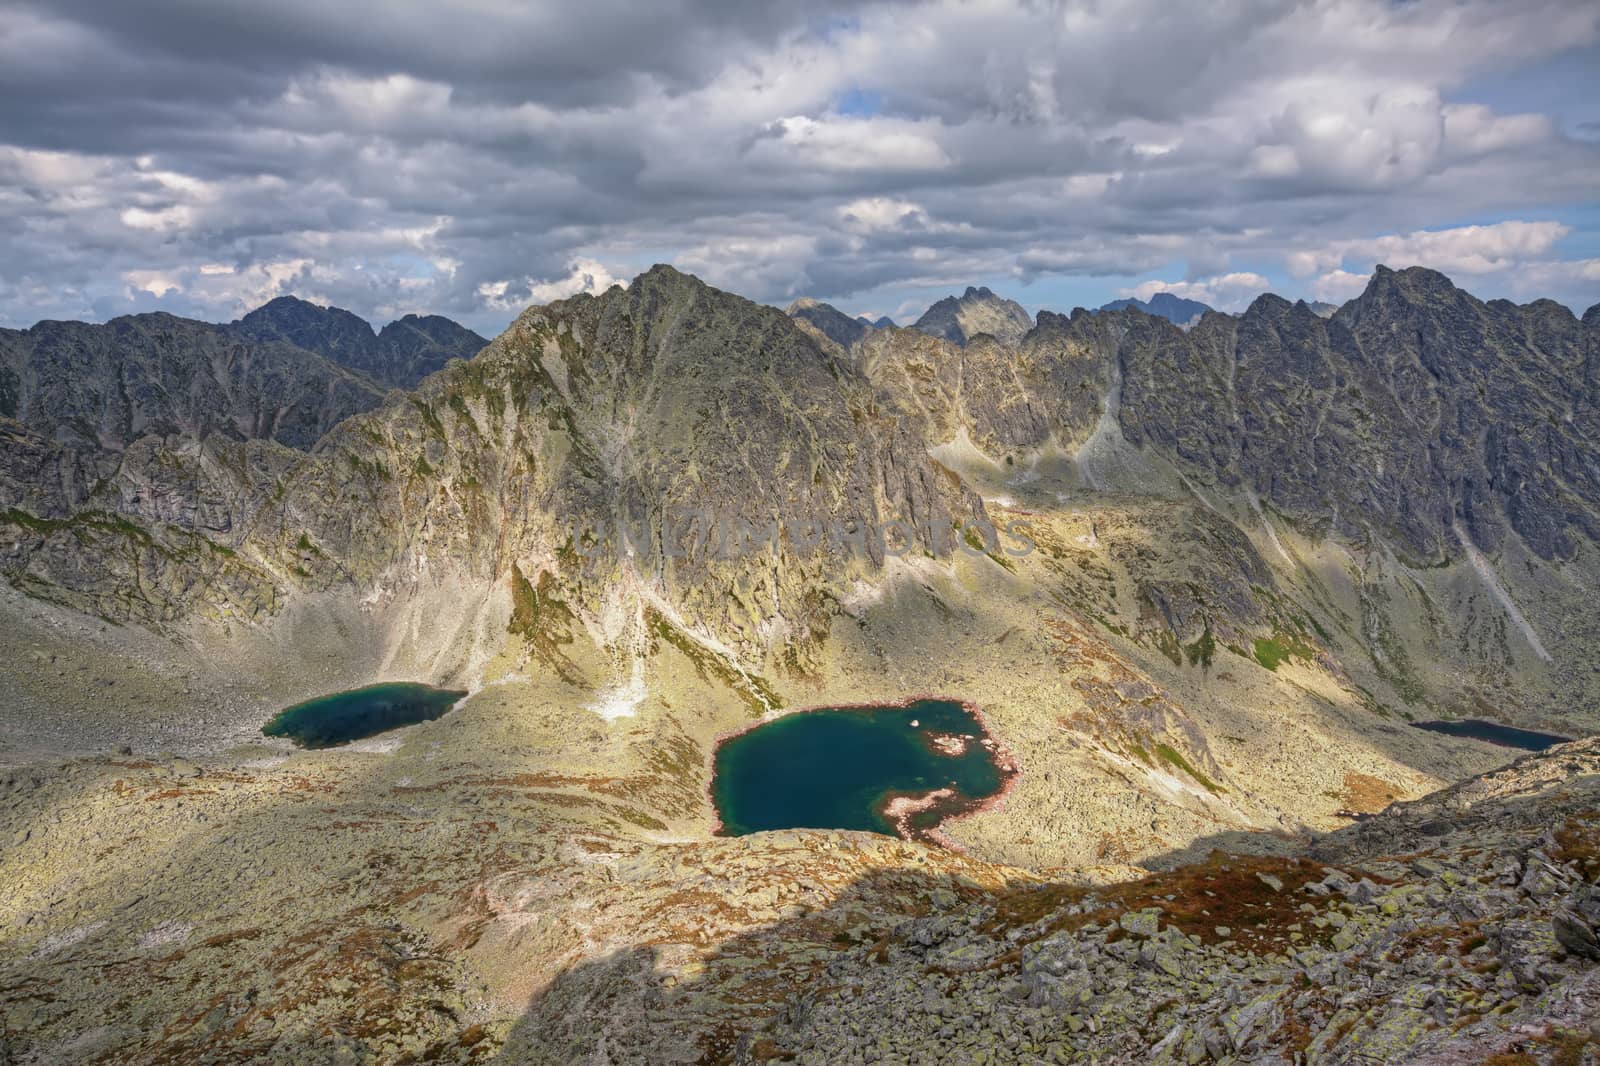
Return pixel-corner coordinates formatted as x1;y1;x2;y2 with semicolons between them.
262;682;467;748
711;698;1010;839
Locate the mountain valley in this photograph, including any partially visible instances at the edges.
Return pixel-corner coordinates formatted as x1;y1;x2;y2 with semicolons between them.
1;267;1598;1064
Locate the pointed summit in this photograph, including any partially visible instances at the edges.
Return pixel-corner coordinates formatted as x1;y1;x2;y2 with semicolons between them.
911;286;1032;346
235;295;377;360
233;295;484;388
786;298;871;349
1098;291;1212;328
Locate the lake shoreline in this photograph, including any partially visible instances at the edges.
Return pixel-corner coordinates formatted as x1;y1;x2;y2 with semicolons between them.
705;693;1022;847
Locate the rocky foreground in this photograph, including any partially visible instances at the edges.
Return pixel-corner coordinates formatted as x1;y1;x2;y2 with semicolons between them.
5;730;1594;1064
682;740;1600;1066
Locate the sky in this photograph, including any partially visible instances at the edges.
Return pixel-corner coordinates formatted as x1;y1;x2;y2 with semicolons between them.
2;0;1598;336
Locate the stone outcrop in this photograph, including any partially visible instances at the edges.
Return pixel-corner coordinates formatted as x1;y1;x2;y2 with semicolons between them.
0;313;387;451
786;297;871;350
911;285;1033;346
234;295;487;388
1099;291;1212;327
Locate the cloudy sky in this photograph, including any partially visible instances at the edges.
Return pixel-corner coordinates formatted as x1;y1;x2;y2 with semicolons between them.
3;0;1598;334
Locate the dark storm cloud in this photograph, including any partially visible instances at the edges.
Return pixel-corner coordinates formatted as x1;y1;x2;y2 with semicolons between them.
1;0;1597;332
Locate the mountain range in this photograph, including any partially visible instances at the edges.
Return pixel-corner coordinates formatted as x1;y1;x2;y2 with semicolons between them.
1098;291;1213;327
0;296;485;454
2;265;1599;1063
234;296;488;389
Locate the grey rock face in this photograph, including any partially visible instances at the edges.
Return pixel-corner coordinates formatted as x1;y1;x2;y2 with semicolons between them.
1552;907;1600;960
786;298;870;350
1;267;988;642
911;286;1033;346
862;308;1107;455
3;313;387;452
1099;292;1213;328
234;296;487;388
894;267;1600;563
374;314;490;386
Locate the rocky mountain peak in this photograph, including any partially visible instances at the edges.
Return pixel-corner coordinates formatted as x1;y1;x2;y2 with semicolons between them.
236;294;377;346
786;298;872;350
1239;291;1300;320
1098;291;1213;328
912;285;1033;346
234;295;484;388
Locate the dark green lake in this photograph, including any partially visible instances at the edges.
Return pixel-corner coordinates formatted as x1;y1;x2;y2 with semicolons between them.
1411;718;1571;752
711;698;1012;840
262;683;467;749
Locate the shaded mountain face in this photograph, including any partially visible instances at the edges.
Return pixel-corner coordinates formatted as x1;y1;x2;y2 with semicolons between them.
375;313;490;386
1306;300;1339;318
862;309;1109;455
786;297;869;350
0;267;986;640
1098;291;1212;327
1;263;1596;634
0;312;386;452
233;295;486;388
912;286;1033;346
870;266;1600;563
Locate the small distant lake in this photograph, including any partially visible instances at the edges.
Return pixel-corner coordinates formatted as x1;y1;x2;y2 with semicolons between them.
262;683;467;749
711;698;1014;844
1411;718;1571;752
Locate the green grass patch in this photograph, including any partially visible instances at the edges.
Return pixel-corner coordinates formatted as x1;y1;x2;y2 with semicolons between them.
1154;743;1221;793
1253;631;1316;672
1184;627;1216;668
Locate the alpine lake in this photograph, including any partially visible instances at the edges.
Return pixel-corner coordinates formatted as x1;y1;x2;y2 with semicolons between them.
262;682;467;749
711;698;1015;843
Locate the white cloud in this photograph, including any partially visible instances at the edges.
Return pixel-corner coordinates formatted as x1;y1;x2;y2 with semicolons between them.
480;259;622;311
838;197;924;232
1290;220;1573;278
2;0;1598;329
751;116;951;173
1252;84;1446;190
1118;272;1271;311
527;258;619;303
1442;104;1553;158
119;204;197;233
1310;269;1371;303
122;270;182;299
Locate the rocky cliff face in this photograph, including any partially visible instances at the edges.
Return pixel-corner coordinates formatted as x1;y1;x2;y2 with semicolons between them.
861;309;1109;455
1099;291;1213;328
912;285;1033;346
234;295;487;388
1113;266;1600;562
2;268;987;665
375;313;490;385
0;312;387;451
873;267;1599;565
2;264;1597;668
786;297;871;351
